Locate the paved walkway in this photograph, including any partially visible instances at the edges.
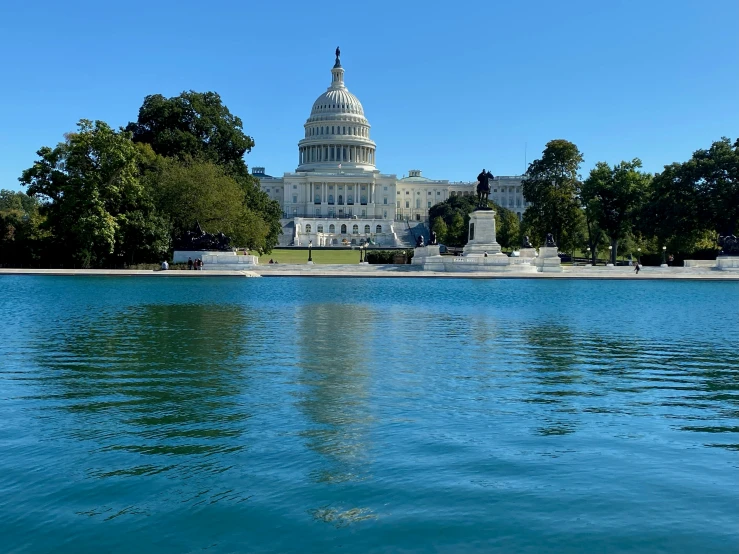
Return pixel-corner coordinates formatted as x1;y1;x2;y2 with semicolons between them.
3;265;738;280
0;268;259;277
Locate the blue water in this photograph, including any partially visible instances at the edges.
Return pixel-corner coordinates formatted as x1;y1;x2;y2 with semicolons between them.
0;276;737;553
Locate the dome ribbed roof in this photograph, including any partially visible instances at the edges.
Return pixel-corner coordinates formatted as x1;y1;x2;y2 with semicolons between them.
310;89;364;116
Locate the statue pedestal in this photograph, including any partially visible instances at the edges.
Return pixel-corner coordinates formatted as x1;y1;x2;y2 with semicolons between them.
717;256;739;270
462;209;505;258
201;251;259;269
535;246;562;272
412;245;445;271
519;247;537;262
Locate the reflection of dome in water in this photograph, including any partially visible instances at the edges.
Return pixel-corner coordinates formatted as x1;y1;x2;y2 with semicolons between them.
297;50;376;172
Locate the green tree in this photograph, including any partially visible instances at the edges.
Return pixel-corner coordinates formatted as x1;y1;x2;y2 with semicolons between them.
0;190;47;266
522;139;584;251
146;157;271;252
495;208;520;250
126;91;255;176
431;216;448;244
428;194;477;246
642;138;738;253
19;120;169;267
450;212;466;245
581;159;651;264
127;91;282;251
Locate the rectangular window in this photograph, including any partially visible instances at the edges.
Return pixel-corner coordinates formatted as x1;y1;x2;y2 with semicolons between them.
383;197;388;204
293;195;298;203
427;201;431;208
397;201;400;208
405;201;409;208
293;185;297;189
384;186;388;191
437;191;441;195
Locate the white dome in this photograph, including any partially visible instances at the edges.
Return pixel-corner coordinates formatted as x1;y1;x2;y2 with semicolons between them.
297;51;376;172
310;88;364;117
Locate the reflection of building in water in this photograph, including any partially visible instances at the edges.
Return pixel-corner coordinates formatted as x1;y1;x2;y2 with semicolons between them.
295;303;375;483
254;49;531;247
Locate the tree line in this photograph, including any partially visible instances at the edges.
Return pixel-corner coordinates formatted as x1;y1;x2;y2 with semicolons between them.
1;91;282;268
431;137;738;264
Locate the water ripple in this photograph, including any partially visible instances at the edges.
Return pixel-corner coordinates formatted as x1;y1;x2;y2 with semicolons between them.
0;276;737;554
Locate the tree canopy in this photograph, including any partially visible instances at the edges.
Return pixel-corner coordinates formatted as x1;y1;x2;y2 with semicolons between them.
145;157;270;252
581;159;651;264
126;91;255;178
643;137;738;251
522;139;583;251
19;120;169;267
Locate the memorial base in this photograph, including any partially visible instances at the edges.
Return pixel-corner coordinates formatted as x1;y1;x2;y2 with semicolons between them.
717;256;739;270
535;246;562;272
172;251;258;270
462;210;503;257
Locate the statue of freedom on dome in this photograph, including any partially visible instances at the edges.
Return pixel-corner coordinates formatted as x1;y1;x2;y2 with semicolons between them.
336;46;340;59
476;169;494;209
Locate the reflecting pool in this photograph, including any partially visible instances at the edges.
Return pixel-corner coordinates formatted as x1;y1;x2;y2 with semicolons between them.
0;276;737;553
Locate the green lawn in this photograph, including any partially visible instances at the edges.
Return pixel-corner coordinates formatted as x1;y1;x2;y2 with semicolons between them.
258;248;368;264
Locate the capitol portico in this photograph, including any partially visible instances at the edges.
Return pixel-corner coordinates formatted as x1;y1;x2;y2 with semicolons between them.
255;48;531;247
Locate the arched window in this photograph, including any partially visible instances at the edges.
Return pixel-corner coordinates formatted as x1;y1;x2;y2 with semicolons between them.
360;195;367;205
364;225;370;234
314;192;321;204
338;194;343;204
317;225;324;233
305;224;312;233
347;195;354;205
341;224;347;234
329;224;335;233
328;194;334;204
375;225;382;233
352;224;359;234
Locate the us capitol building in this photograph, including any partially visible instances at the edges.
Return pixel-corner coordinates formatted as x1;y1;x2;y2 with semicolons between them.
254;48;530;247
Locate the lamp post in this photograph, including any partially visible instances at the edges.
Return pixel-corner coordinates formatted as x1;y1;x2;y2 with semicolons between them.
607;245;613;267
308;240;313;264
661;245;667;267
637;248;641;264
359;245;364;263
586;246;591;265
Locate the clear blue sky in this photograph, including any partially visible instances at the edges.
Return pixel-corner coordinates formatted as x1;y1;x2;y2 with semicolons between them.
1;0;737;191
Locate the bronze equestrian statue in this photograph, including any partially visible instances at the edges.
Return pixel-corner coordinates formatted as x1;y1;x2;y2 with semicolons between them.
476;169;494;209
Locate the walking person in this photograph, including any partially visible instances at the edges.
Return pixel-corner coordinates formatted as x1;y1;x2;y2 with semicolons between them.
634;261;641;274
187;257;193;270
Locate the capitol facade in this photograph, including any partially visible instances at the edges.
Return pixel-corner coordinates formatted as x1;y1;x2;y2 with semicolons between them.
255;50;531;247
